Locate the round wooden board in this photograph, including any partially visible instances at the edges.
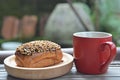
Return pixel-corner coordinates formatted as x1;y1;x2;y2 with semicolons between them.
4;53;74;79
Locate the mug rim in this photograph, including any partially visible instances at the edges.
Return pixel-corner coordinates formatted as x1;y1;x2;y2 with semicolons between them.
73;31;112;38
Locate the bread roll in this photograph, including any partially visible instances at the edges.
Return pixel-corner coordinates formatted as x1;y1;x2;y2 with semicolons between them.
15;40;63;68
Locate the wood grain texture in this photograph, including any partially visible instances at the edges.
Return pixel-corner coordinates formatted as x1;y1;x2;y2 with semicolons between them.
1;63;120;80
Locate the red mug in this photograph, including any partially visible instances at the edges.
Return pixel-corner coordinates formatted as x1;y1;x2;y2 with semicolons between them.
73;32;116;74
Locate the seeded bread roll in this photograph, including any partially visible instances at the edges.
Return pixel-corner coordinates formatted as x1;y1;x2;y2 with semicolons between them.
15;40;63;68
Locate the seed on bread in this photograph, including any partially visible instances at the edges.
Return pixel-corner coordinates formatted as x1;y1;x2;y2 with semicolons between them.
16;40;61;55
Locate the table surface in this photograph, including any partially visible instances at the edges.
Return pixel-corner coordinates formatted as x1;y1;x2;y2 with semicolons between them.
0;48;120;80
0;62;120;80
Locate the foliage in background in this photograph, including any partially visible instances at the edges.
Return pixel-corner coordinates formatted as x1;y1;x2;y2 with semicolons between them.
97;0;120;46
73;0;120;46
0;0;66;31
0;0;36;28
0;0;66;46
0;0;120;46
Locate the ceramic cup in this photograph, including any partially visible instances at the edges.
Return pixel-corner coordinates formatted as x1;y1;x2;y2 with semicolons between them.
73;32;116;74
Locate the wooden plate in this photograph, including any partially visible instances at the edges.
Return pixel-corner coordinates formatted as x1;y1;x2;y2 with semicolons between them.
4;53;74;79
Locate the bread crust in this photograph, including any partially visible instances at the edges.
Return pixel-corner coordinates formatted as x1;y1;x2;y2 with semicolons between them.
15;40;63;68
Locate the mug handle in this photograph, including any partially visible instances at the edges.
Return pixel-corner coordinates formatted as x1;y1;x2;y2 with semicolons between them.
100;42;116;72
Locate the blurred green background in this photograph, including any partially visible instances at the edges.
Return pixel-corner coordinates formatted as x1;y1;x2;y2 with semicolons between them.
0;0;120;49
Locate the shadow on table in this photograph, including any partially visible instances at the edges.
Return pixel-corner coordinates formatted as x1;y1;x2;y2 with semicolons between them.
7;75;25;80
7;75;24;80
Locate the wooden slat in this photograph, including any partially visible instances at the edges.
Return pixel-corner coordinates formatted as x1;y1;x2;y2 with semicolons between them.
0;50;15;64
